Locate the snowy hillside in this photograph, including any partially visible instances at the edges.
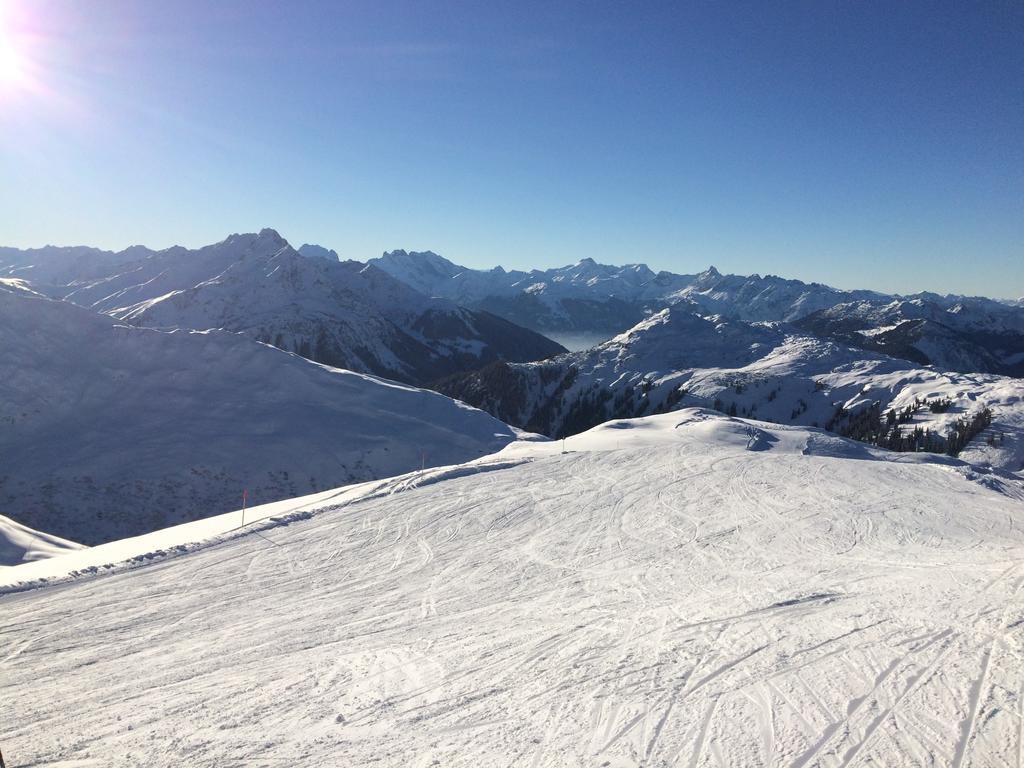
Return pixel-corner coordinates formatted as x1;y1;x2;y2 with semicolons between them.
437;306;1024;472
0;285;525;544
0;231;564;386
0;513;83;566
3;409;1023;766
796;297;1024;376
369;250;1024;374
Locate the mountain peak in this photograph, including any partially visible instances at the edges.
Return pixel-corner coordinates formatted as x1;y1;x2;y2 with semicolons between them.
298;244;340;262
219;228;288;251
373;249;463;280
252;228;289;248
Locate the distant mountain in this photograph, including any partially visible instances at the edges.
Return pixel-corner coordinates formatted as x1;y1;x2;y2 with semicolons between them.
297;243;340;261
795;297;1024;377
436;305;1024;472
661;266;887;322
0;230;565;386
368;250;888;323
369;250;672;338
0;283;526;544
370;250;1024;376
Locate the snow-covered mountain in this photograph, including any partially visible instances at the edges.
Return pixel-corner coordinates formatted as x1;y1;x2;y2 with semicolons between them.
4;409;1023;765
369;250;672;339
0;283;527;545
369;250;1024;373
297;243;341;261
437;305;1024;471
796;296;1024;376
0;231;565;386
367;251;888;327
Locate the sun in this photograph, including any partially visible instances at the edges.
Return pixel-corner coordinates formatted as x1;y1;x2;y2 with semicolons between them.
0;34;23;83
0;3;29;91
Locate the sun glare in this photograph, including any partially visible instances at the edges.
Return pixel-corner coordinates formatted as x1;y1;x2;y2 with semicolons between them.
0;36;22;83
0;2;30;91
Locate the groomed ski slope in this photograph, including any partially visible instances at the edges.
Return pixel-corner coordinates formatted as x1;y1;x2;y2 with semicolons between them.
3;409;1024;767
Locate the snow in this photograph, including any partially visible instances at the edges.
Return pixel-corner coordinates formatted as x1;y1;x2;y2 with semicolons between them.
458;305;1024;473
372;249;669;310
369;250;887;322
2;409;1023;766
0;231;564;387
366;251;1024;373
0;285;525;545
798;298;1024;375
0;513;83;566
297;243;341;261
857;321;908;337
0;276;37;294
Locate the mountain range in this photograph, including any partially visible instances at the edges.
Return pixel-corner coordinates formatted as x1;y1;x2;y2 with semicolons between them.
0;230;564;387
3;231;1022;546
3;231;1024;766
436;304;1024;472
369;249;1024;375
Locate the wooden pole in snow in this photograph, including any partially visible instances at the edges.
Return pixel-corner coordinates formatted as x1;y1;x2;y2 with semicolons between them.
241;489;248;527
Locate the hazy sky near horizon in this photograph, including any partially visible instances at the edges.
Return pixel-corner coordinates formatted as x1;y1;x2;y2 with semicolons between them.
1;1;1021;297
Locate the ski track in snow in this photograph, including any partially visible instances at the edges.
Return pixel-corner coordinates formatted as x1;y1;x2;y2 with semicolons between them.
2;421;1024;767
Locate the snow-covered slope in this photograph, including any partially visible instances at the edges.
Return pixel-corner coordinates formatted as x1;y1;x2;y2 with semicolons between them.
119;234;565;384
0;231;565;386
438;306;1024;472
2;409;1023;766
796;297;1024;376
0;513;83;566
659;266;883;322
0;285;525;544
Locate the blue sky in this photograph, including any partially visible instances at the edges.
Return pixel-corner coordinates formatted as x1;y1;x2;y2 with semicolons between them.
1;0;1021;296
